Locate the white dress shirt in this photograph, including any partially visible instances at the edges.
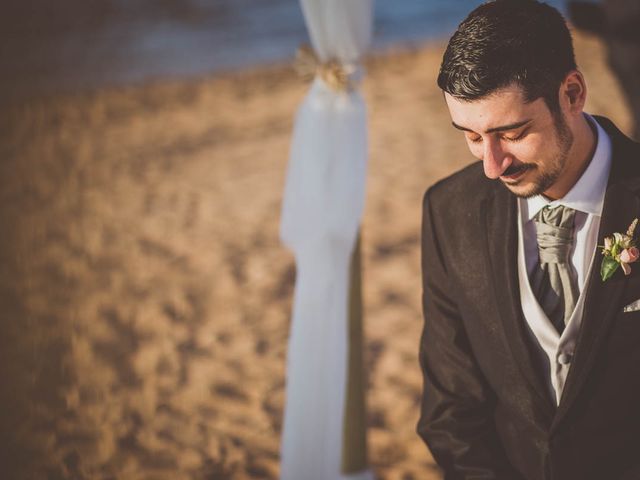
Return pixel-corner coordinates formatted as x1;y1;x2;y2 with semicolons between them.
516;114;612;405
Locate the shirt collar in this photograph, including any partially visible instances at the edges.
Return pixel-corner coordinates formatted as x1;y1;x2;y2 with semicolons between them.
523;113;612;222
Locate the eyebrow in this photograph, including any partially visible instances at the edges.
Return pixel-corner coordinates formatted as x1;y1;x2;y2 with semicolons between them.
451;119;532;134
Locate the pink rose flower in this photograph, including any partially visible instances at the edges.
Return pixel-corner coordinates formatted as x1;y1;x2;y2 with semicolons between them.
621;262;632;276
620;247;639;264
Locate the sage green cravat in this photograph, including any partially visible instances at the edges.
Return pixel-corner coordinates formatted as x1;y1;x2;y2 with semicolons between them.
530;205;580;335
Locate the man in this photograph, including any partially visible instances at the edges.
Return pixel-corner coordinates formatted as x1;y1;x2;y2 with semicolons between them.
416;1;640;479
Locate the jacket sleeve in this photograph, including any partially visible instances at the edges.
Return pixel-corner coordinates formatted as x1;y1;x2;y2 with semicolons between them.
416;187;523;480
620;465;640;480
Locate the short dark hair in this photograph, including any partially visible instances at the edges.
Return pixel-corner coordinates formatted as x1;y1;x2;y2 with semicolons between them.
438;0;577;114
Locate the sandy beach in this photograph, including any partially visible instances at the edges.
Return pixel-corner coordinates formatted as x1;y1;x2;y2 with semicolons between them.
0;30;632;479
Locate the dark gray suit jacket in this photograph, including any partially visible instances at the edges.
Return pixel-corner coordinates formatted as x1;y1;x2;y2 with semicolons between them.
417;116;640;480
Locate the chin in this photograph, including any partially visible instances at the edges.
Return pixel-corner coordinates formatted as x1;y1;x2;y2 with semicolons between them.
501;179;545;199
502;178;548;198
501;167;559;199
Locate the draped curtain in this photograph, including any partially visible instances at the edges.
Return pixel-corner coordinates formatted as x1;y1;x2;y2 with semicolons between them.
279;1;374;479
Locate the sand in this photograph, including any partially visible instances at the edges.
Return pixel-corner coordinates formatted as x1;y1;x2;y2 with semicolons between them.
0;31;632;479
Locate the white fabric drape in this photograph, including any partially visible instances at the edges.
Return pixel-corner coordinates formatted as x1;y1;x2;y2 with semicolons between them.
279;1;374;479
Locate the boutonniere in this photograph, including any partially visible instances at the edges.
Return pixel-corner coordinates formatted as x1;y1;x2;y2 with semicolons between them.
600;218;639;281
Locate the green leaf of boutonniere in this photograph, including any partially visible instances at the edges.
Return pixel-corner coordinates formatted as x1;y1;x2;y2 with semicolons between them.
599;218;639;281
601;255;620;282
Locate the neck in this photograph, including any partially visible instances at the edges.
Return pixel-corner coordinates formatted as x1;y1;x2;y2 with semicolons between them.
543;113;597;200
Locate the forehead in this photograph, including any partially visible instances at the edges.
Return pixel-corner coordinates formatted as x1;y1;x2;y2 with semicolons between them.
444;84;548;132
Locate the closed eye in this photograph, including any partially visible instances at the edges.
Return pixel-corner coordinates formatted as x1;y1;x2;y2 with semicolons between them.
464;125;529;144
503;127;529;142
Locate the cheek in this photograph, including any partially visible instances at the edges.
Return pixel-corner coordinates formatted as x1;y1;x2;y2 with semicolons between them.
465;139;486;160
468;143;482;159
511;137;546;164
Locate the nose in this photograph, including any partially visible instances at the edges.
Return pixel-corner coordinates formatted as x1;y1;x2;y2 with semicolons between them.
481;138;511;179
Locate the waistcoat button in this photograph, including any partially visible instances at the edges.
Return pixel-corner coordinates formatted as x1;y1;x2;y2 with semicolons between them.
557;352;573;365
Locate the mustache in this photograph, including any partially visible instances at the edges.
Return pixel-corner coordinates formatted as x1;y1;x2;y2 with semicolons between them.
502;163;534;176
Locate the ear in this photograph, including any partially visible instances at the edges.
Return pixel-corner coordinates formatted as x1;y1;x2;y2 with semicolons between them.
560;70;587;115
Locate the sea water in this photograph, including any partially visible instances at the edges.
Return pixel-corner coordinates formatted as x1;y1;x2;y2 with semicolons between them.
0;0;568;99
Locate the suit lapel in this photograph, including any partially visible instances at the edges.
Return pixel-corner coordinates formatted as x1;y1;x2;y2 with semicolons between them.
552;118;640;431
483;187;557;421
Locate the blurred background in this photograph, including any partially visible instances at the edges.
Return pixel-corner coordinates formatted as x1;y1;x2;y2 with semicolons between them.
0;1;635;479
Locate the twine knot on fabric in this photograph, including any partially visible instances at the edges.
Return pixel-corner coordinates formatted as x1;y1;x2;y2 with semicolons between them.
294;45;362;91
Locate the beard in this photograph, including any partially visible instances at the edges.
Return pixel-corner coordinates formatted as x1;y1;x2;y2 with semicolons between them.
501;111;574;199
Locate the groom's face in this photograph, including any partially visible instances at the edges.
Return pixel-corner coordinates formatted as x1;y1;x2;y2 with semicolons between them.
444;83;574;198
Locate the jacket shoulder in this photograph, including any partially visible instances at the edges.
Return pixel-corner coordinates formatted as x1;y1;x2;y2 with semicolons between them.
595;115;640;187
422;161;497;214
